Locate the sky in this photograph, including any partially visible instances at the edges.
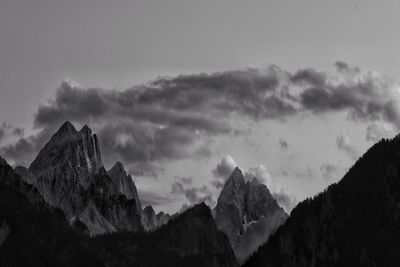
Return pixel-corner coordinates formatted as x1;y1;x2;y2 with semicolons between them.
1;0;400;213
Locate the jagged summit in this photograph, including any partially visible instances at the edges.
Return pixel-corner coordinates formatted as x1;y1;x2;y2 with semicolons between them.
107;161;140;203
142;205;171;231
79;124;92;136
215;167;287;263
59;120;78;133
47;121;79;145
230;167;244;179
16;121;143;235
144;205;155;213
109;161;125;175
29;121;103;177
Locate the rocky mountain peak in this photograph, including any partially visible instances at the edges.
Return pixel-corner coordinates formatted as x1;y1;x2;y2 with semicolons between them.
22;122;110;227
58;120;78;135
79;124;93;138
229;167;245;181
144;205;155;215
107;161;140;203
2;122;144;238
109;161;126;176
29;121;103;177
142;205;159;231
215;167;287;263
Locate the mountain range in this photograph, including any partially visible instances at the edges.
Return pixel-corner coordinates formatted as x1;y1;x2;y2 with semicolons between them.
2;121;400;266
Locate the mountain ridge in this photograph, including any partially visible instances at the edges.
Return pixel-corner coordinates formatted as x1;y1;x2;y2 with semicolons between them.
244;137;400;266
18;122;143;235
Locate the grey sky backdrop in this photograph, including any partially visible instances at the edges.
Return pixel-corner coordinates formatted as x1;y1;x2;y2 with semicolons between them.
1;0;400;213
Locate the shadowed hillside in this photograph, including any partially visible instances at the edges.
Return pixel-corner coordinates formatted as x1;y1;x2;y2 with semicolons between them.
245;137;400;266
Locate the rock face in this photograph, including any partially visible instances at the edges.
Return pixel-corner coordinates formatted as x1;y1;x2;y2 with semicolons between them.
27;121;103;218
0;157;103;265
142;205;171;231
215;167;287;263
244;137;400;267
156;211;171;227
18;121;142;235
142;205;157;231
97;202;239;267
107;161;140;201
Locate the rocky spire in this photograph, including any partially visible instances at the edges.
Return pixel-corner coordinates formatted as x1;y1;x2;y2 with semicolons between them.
107;161;141;206
11;122;143;236
214;167;288;263
27;121;104;218
142;205;157;231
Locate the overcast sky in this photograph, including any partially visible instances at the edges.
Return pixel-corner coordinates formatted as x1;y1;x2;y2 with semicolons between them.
1;0;400;213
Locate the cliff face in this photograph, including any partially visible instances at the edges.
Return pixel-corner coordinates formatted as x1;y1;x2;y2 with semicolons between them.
245;137;400;267
27;122;103;218
215;167;287;263
17;122;142;235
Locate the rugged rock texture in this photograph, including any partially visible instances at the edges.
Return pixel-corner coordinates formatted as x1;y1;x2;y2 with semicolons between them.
156;211;171;227
27;121;103;218
96;203;239;267
142;206;171;231
142;205;157;231
18;122;142;235
215;167;287;263
0;157;104;266
245;137;400;267
107;162;141;202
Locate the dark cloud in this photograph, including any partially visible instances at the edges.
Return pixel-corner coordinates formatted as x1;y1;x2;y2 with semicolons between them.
4;62;399;173
272;189;298;213
279;138;288;150
335;134;358;159
211;155;237;188
291;68;327;87
295;65;399;128
0;123;41;166
334;61;360;74
170;181;215;207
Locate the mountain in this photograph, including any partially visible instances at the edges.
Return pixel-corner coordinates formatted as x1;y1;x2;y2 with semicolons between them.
107;161;141;203
244;137;400;266
96;202;239;267
142;205;172;231
1;157;236;266
214;167;288;263
17;122;142;235
0;157;104;266
156;210;171;227
142;205;157;231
